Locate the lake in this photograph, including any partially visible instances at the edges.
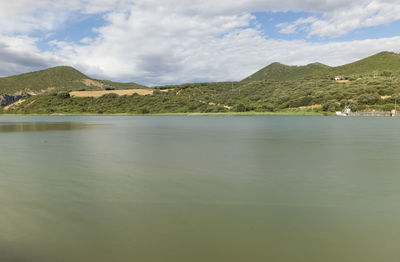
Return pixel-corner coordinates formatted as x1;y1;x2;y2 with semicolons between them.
1;116;400;262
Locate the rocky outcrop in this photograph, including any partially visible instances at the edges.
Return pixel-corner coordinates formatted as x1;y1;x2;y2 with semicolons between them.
0;94;30;107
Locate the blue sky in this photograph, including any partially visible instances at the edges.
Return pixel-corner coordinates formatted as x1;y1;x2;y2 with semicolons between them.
36;14;107;52
1;0;400;85
254;11;400;42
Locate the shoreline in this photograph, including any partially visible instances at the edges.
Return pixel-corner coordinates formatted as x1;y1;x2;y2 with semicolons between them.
0;111;332;117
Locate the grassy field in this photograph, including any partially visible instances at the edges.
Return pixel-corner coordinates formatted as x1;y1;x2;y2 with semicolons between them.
70;89;154;97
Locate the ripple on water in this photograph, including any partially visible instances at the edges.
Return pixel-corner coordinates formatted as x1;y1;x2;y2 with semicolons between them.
0;122;92;132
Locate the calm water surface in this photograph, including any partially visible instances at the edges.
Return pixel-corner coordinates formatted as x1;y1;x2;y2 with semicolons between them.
1;116;400;262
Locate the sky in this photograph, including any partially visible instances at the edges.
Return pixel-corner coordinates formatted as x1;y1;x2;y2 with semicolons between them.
1;0;400;86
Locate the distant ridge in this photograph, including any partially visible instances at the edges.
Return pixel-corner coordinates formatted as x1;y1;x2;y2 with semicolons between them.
242;51;400;82
313;51;400;78
242;62;330;82
2;51;400;97
0;66;146;95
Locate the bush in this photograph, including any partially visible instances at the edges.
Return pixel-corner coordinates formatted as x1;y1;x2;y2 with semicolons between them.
323;100;340;112
99;93;118;99
348;102;359;112
357;94;380;105
57;92;70;99
261;103;275;112
236;103;246;112
381;71;392;77
139;108;150;114
383;104;394;111
188;105;198;111
249;95;262;101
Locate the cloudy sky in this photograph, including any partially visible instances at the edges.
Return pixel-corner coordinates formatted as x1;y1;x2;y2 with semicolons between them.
1;0;400;85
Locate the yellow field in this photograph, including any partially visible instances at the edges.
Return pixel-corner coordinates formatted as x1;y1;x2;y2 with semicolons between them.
70;89;154;98
298;104;322;109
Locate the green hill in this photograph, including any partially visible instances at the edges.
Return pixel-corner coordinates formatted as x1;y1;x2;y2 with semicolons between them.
0;66;146;95
312;51;400;79
242;62;330;82
243;52;400;82
3;51;400;115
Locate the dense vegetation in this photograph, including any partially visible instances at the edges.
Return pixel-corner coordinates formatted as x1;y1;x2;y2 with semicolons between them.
2;51;400;114
3;75;399;114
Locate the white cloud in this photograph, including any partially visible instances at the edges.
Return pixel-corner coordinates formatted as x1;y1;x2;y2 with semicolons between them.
277;1;400;37
0;1;400;84
277;17;318;34
1;0;397;35
0;0;126;34
48;6;258;84
0;35;60;77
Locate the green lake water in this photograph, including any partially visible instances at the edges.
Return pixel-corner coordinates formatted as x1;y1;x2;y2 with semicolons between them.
1;116;400;262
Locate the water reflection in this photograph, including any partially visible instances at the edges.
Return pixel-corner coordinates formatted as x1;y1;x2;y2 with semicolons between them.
0;244;38;262
0;122;91;132
2;116;400;262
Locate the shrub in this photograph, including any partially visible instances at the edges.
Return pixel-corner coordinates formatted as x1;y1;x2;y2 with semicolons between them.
139;108;150;114
236;103;246;112
57;92;70;99
99;93;118;99
323;100;340;112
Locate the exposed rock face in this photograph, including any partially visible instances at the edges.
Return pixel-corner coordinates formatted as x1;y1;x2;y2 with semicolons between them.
0;94;30;107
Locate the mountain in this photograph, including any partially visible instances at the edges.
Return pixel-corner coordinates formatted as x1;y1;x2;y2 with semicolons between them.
243;51;400;82
242;62;330;82
0;66;145;95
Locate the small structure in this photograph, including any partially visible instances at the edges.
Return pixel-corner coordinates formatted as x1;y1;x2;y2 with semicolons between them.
336;106;351;116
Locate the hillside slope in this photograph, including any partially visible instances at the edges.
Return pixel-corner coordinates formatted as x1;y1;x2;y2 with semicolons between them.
312;51;400;78
242;62;330;82
0;66;146;95
244;52;400;82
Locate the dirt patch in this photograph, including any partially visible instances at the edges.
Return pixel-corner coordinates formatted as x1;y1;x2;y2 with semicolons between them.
299;104;322;109
70;89;154;98
82;79;104;88
3;99;25;110
381;96;392;100
336;80;349;83
199;100;232;110
27;87;56;96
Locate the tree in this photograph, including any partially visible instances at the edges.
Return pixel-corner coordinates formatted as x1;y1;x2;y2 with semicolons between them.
236;103;246;112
